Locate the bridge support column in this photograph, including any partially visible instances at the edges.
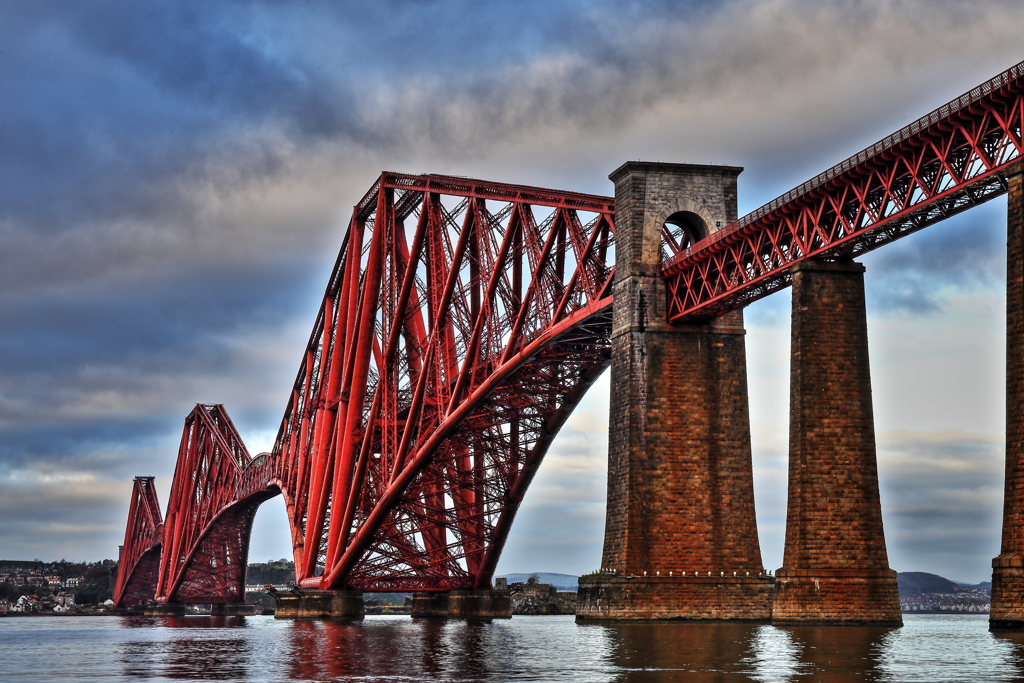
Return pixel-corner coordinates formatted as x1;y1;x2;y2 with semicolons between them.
577;162;772;621
144;602;185;616
410;592;451;617
773;260;901;625
410;591;511;618
272;590;364;619
992;161;1024;629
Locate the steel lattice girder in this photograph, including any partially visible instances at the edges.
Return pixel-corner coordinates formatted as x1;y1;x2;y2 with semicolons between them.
269;174;617;591
152;404;278;603
113;477;163;607
661;59;1024;321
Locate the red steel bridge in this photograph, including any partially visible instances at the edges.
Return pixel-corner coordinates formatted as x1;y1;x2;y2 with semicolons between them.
115;59;1024;608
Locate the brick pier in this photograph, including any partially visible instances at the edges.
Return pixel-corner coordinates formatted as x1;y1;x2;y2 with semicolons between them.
577;162;772;621
992;161;1024;630
772;260;901;625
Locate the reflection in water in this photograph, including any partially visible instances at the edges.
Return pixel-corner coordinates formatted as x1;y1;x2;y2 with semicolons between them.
284;617;618;681
780;624;893;682
4;613;1024;682
745;626;805;681
119;615;253;680
606;622;765;682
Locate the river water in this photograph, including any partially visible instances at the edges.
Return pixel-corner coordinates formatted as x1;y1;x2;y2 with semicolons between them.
1;614;1022;682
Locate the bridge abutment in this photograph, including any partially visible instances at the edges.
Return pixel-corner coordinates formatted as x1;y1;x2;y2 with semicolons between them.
578;162;771;622
773;260;901;625
992;162;1024;629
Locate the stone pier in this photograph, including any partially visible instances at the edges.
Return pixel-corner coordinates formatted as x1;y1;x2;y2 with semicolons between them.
577;162;772;621
209;602;254;616
772;260;901;625
992;161;1024;630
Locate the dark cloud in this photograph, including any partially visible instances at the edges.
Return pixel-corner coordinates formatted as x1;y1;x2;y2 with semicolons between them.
1;0;1021;567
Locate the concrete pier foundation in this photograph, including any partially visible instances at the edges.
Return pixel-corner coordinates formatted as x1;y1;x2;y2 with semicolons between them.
773;260;901;625
578;162;770;622
272;590;364;619
144;602;185;616
410;592;451;617
577;573;774;621
209;602;255;616
411;590;511;618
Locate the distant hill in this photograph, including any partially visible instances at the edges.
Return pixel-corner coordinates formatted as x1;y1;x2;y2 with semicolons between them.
246;561;295;585
497;573;578;591
897;572;966;597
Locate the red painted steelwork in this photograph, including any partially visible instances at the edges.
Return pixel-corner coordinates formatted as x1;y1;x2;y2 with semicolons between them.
662;59;1024;321
275;174;616;591
113;477;163;607
118;176;617;603
153;405;280;604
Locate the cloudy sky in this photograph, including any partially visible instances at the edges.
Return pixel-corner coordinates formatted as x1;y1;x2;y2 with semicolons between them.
2;0;1021;584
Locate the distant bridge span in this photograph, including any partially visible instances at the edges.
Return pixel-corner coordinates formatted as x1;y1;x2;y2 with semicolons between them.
115;59;1023;610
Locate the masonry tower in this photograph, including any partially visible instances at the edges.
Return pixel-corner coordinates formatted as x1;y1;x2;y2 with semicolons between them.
576;162;773;620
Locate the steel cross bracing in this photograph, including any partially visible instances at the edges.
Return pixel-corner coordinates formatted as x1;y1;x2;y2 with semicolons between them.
114;176;617;603
274;174;616;591
661;59;1024;321
151;404;279;605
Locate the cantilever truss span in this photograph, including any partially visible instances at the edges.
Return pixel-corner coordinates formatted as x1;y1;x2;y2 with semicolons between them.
113;476;163;607
115;176;616;604
278;175;616;591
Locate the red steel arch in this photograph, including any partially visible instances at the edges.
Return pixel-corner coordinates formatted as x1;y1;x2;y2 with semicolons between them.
277;175;616;591
116;176;616;603
153;404;280;604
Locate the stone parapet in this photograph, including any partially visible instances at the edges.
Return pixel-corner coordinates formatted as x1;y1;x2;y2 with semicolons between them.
576;574;773;621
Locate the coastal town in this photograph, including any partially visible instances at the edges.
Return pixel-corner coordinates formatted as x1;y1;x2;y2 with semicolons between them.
0;560;116;614
0;560;993;616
